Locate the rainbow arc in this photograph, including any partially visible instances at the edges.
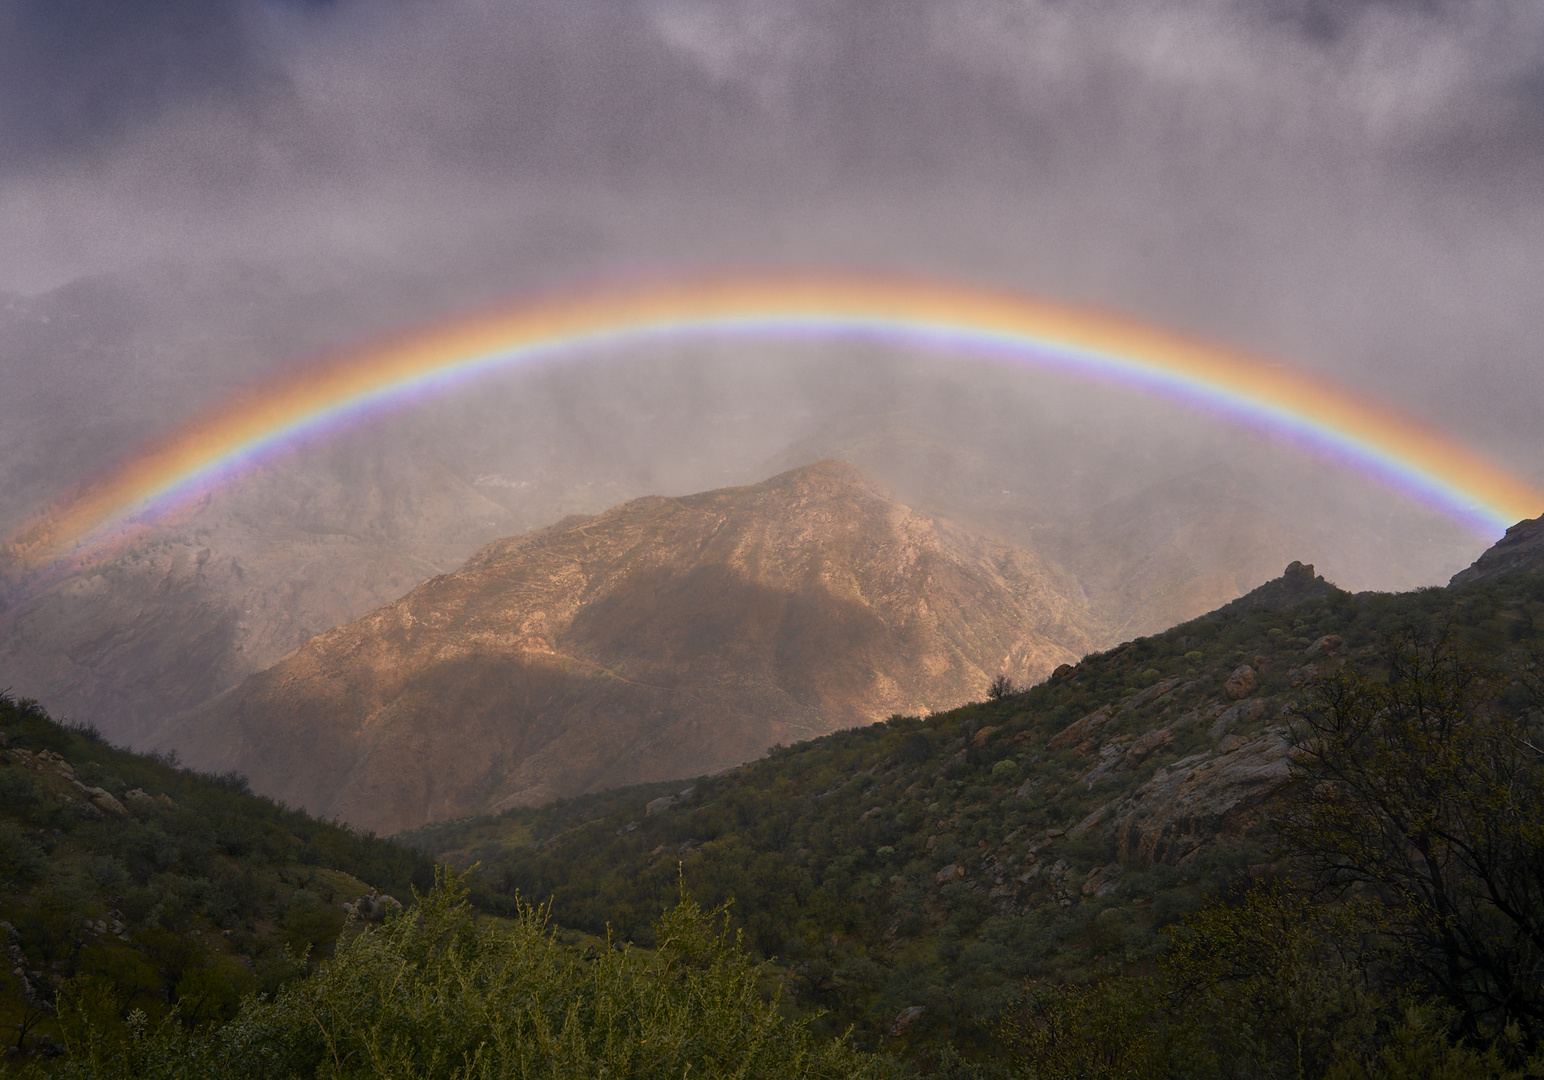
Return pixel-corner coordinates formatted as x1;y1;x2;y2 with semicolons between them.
12;273;1541;564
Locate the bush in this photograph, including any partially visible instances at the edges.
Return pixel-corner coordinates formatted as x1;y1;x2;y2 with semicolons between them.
50;873;896;1080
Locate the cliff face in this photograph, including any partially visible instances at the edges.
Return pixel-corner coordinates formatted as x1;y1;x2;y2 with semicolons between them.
161;462;1104;834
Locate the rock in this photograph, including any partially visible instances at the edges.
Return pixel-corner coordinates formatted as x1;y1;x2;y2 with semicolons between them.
932;748;968;778
1304;634;1344;658
1224;665;1257;700
970;726;999;748
1123;678;1184;709
1209;698;1266;741
1052;664;1075;681
1081;863;1123;898
889;1005;926;1037
645;795;677;816
936;864;966;884
1069;805;1111;836
1450;515;1544;587
79;786;128;818
344;889;403;922
1125;726;1173;765
616;821;639;836
1109;729;1296;867
37;750;75;778
1048;704;1116;751
122;788;154;804
1284;561;1315;580
1080;737;1133;788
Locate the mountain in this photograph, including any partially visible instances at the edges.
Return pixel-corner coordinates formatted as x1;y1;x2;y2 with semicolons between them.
3;269;1486;746
1449;512;1544;586
403;552;1544;1059
159;462;1106;834
0;453;518;745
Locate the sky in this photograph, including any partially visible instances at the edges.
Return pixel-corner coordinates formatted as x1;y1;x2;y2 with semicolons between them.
1;0;1542;573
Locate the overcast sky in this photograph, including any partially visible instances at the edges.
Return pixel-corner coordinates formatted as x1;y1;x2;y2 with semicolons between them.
2;0;1542;535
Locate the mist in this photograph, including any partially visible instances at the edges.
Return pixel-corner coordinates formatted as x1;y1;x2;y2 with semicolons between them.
3;0;1542;611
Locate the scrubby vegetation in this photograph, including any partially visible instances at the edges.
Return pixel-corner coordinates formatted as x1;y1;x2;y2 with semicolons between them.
6;569;1544;1077
406;571;1544;1077
0;693;434;1063
45;874;887;1080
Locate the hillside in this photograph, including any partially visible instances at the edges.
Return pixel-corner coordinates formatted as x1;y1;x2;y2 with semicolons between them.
158;462;1105;834
0;693;436;1059
403;555;1544;1061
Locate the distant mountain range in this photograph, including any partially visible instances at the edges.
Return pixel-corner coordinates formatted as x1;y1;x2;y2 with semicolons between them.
157;462;1104;834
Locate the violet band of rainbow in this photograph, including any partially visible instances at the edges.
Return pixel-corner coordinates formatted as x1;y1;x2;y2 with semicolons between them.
16;275;1543;561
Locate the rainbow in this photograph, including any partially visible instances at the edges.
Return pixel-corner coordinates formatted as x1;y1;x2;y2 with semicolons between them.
11;273;1541;564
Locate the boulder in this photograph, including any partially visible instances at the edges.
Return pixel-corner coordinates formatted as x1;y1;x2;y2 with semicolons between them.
344;889;403;922
1081;863;1123;898
1304;634;1344;658
1224;665;1257;700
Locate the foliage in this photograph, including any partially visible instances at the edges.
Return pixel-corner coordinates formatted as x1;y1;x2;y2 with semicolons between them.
1284;632;1544;1042
44;872;894;1080
402;571;1544;1075
0;693;436;1064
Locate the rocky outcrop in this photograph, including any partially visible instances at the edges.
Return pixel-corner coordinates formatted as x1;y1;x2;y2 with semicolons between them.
1109;727;1296;867
1450;515;1544;587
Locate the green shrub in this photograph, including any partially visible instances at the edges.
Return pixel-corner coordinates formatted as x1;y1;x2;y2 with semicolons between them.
50;873;894;1080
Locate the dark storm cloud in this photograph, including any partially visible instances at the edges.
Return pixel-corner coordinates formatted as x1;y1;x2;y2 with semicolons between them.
0;0;304;170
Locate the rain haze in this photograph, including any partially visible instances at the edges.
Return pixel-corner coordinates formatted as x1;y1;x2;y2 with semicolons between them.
1;0;1542;741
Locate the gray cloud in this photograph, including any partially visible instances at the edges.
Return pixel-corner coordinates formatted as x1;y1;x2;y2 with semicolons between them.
1;0;1540;554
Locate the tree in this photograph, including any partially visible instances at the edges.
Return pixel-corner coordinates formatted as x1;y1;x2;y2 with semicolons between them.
1284;632;1544;1044
987;674;1017;701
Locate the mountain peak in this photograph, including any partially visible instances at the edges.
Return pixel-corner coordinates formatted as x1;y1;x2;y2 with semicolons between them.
163;463;1104;834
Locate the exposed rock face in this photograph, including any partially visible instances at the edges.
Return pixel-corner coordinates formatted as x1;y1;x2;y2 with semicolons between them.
1450;515;1544;587
161;463;1104;834
1109;728;1296;867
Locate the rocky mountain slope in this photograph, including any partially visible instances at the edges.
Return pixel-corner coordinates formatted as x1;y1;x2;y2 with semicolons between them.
404;536;1544;1053
158;462;1105;833
1449;512;1544;586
